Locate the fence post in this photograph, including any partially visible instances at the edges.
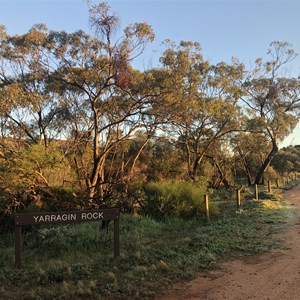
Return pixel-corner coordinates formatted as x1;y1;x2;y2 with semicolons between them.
236;188;241;209
255;184;259;200
204;194;210;224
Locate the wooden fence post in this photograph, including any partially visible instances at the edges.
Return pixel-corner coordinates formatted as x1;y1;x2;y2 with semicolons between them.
255;184;259;200
236;188;241;209
204;194;210;224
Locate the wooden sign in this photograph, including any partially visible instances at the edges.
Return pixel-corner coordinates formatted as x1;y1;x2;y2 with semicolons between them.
15;208;120;268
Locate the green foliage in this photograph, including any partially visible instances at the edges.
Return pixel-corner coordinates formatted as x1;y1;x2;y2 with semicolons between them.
0;143;81;232
271;145;300;175
1;8;300;212
0;192;294;299
24;223;110;260
16;144;74;188
142;180;218;218
264;166;279;182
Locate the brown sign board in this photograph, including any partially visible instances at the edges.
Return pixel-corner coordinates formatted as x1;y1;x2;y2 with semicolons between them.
15;208;120;268
15;208;119;226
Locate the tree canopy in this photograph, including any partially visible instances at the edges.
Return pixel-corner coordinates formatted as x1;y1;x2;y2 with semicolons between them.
0;3;299;221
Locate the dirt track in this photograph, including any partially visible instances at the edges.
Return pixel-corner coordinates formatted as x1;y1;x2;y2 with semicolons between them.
156;186;300;300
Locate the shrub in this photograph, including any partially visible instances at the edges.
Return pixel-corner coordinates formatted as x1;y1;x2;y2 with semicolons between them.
142;180;217;219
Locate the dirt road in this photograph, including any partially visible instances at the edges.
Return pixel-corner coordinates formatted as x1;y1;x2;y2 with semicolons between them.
156;186;300;300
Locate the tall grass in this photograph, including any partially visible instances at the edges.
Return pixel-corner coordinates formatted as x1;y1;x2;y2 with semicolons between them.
143;180;218;218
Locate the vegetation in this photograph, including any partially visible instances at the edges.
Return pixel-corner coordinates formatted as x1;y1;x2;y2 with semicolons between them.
0;2;300;227
0;186;296;299
0;3;300;298
271;145;300;176
142;180;213;218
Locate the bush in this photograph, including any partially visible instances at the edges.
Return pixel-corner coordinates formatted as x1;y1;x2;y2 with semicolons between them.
142;180;217;218
0;142;84;232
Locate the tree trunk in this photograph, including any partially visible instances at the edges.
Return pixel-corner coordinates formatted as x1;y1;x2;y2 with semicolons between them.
38;110;49;149
240;157;254;186
254;141;278;185
191;153;204;180
88;154;107;203
88;103;101;203
213;160;231;189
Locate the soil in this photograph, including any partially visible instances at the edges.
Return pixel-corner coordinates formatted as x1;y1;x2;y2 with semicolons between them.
156;185;300;300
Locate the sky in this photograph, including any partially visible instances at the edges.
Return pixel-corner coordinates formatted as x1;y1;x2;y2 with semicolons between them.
0;0;300;147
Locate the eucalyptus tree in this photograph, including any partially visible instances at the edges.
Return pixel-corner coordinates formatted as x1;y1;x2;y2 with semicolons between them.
0;24;60;148
204;137;237;188
271;145;300;176
159;41;245;180
0;24;75;210
44;3;156;203
0;2;159;205
241;41;300;185
232;132;271;185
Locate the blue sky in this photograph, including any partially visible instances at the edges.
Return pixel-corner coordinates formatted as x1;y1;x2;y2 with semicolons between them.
0;0;300;146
